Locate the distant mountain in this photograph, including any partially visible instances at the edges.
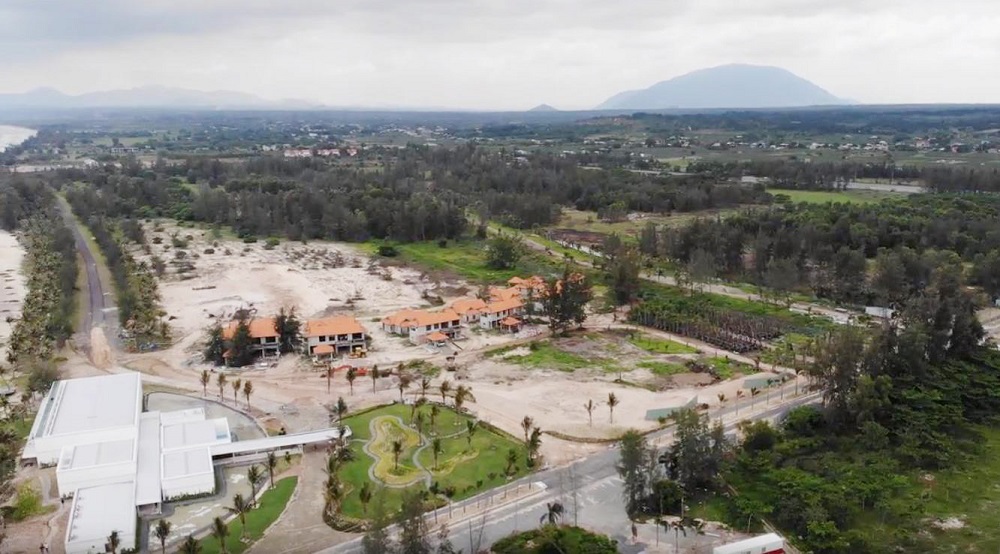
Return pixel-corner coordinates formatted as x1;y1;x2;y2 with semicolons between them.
0;86;319;110
596;64;849;110
527;103;559;112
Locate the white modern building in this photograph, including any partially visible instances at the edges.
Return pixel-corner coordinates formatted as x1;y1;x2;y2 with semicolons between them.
22;371;350;554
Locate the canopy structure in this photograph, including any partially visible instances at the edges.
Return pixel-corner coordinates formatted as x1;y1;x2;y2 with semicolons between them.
500;317;521;327
426;331;449;342
313;344;335;355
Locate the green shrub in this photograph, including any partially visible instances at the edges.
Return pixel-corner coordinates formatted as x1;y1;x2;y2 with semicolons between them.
12;483;45;521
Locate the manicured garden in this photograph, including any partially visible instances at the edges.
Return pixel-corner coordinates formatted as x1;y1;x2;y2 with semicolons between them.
198;476;298;554
337;403;530;520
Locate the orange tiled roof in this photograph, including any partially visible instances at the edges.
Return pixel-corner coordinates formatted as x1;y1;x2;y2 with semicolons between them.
427;331;449;342
451;298;487;315
382;309;460;328
223;318;277;340
500;316;521;326
313;344;335;355
489;286;522;302
305;316;366;338
484;298;524;314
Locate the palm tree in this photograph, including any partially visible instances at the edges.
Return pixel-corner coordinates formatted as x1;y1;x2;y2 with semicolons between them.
584;399;595;426
454;385;475;413
414;411;426;435
794;367;802;396
359;481;373;515
179;534;202;554
107;530;121;554
505;448;518;476
217;372;227;401
336;396;348;423
232;378;242;404
346;367;357;395
391;439;403;470
607;392;619;424
226;494;253;540
154;519;173;554
750;387;760;411
324;474;345;517
247;465;263;505
430;404;440;432
211;516;230;554
521;415;534;443
439;380;451;405
398;375;411;403
266;451;278;489
432;437;443;470
736;390;745;416
200;369;210;396
419;377;431;399
370;365;379;394
527;427;542;465
465;420;477;449
539;501;564;526
243;380;253;409
326;366;334;395
411;396;427;422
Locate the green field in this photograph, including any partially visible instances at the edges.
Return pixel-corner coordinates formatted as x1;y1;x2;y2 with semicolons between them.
199;477;297;554
487;340;618;373
768;188;901;205
380;239;558;283
628;334;699;354
636;360;688;376
338;403;528;520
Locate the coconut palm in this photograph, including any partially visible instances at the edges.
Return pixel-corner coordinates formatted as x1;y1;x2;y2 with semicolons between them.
465;420;477;450
346;367;357;395
243;380;253;409
107;530;121;554
247;465;263;506
232;378;242;404
505;448;518;476
398;375;411;402
527;427;542;466
439;380;451;405
153;519;173;554
584;399;595;426
414;411;426;436
336;396;348;423
411;396;427;421
359;481;373;515
326;366;334;394
391;439;403;470
430;404;440;432
419;377;431;399
179;534;201;554
454;385;475;413
750;387;760;410
226;494;252;540
539;501;564;526
217;372;227;400
521;415;534;443
370;365;379;394
736;390;745;416
607;392;619;424
266;451;278;489
211;517;230;554
432;437;443;470
200;369;210;396
324;474;345;517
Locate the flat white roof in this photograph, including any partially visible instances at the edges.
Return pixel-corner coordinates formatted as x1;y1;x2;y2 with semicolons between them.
65;481;137;546
58;438;135;471
159;408;206;426
45;373;140;437
135;412;162;506
162;448;212;480
210;427;349;457
162;419;230;451
713;533;784;554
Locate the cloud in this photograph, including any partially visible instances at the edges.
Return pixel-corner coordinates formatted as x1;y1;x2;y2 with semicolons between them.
0;0;998;109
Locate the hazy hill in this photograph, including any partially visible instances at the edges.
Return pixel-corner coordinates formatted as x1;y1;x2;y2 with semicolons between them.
528;103;559;112
596;64;848;110
0;86;318;110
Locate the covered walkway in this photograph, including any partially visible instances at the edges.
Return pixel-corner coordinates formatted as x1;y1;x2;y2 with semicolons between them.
210;427;351;458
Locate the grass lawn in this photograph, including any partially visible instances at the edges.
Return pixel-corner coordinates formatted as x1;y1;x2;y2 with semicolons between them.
380;239;558;283
705;357;752;380
917;426;1000;552
768;188;901;205
637;360;688;376
198;476;297;554
487;341;616;372
628;334;699;354
338;403;529;520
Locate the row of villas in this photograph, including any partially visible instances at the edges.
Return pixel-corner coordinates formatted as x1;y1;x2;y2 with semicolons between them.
222;315;369;358
380;276;546;344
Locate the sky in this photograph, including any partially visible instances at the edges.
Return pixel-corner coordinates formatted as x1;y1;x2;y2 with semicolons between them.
0;0;997;110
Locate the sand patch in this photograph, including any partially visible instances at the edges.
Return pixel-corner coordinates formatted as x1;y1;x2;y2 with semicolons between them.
0;231;26;364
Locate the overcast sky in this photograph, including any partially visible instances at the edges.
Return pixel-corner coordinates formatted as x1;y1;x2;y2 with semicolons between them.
1;0;997;110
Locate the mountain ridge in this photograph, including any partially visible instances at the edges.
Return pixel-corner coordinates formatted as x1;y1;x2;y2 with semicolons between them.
596;64;850;110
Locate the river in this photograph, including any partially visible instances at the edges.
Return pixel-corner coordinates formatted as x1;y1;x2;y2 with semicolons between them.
0;125;36;152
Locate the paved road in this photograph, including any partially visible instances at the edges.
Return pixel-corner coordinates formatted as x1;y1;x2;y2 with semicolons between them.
320;387;821;554
56;197;117;346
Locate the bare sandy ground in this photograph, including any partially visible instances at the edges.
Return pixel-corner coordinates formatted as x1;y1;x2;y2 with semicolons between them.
0;230;26;365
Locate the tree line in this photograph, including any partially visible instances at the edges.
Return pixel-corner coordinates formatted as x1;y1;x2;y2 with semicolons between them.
643;194;1000;305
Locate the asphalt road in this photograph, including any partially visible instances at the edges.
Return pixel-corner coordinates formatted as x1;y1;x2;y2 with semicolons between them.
56;197;116;344
320;386;821;554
